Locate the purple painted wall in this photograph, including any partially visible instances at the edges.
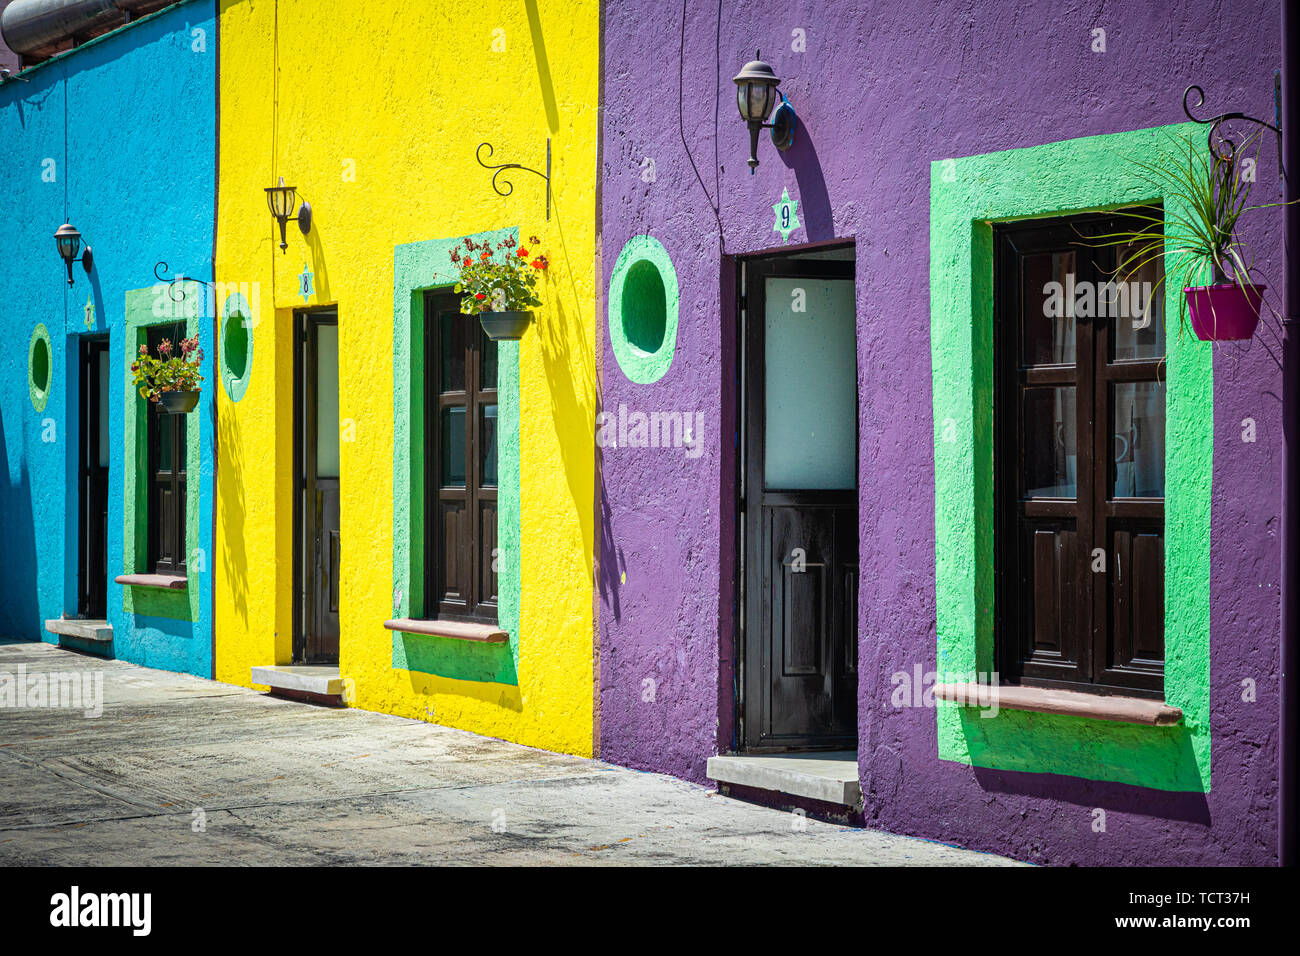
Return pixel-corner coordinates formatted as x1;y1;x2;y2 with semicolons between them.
598;0;1283;864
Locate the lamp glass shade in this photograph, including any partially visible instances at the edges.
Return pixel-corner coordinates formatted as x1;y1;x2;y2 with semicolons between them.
744;81;776;123
265;177;297;219
54;224;81;263
733;55;781;123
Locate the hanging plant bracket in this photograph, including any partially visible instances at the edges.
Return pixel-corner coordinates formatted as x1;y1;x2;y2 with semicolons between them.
154;261;217;306
1182;78;1284;180
475;138;551;220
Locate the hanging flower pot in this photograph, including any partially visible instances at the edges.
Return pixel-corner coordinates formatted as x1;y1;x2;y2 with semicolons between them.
450;232;549;343
1184;282;1265;341
157;389;201;414
131;335;205;412
479;310;534;341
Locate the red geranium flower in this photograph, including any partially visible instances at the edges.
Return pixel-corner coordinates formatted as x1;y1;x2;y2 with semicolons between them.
517;248;528;258
475;293;487;300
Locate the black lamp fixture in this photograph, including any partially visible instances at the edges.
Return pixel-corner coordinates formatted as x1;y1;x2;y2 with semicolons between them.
264;176;312;252
54;223;92;286
733;50;797;173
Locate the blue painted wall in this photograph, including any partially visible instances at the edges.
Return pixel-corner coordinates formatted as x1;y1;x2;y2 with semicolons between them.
0;0;216;677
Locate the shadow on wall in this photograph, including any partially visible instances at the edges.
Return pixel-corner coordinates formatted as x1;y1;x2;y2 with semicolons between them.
970;762;1212;828
780;120;833;242
598;478;623;621
218;385;249;629
536;202;597;578
0;404;39;639
524;0;560;134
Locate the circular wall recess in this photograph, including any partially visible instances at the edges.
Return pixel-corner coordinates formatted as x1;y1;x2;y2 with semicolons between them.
29;324;53;412
608;235;679;384
221;293;254;402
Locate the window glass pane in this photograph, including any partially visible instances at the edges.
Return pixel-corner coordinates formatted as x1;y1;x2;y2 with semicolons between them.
763;277;857;489
315;324;340;478
481;404;498;486
441;406;466;486
481;331;498;390
1110;248;1166;361
1022;252;1077;366
157;409;173;467
175;417;187;476
440;312;466;393
1113;381;1165;497
1022;386;1077;498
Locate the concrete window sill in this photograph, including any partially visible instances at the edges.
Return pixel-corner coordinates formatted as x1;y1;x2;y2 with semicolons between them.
383;618;508;644
114;573;187;590
934;682;1183;726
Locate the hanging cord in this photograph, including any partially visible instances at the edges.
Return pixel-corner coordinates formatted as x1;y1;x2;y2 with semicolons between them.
678;0;726;255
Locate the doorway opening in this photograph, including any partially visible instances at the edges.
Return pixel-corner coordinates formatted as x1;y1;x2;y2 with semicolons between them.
736;243;859;753
78;335;109;620
293;308;340;665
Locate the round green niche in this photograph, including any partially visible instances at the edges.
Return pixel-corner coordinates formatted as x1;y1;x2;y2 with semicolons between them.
221;293;253;402
608;235;679;384
29;324;53;412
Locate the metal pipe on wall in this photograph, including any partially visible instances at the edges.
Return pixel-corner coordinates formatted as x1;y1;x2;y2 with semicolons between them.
0;0;163;59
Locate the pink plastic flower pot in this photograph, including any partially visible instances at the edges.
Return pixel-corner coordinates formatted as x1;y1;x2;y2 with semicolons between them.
1184;282;1265;341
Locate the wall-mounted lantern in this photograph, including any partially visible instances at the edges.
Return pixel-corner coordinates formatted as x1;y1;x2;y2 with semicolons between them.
54;223;92;286
264;176;312;252
733;51;797;173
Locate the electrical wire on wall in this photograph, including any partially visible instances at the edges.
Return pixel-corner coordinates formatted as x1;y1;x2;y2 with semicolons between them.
678;0;726;256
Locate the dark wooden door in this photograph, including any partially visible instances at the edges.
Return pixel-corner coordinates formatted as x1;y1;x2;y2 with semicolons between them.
78;336;109;619
296;311;340;663
742;258;859;750
993;211;1166;697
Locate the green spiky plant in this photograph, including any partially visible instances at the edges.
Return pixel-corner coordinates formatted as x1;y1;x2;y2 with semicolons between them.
1092;128;1278;338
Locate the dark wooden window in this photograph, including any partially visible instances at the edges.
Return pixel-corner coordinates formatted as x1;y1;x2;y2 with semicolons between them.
146;323;187;576
424;291;498;622
994;209;1166;697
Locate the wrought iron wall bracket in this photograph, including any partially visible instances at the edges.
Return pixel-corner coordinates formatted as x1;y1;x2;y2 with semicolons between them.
1183;79;1285;179
154;262;216;308
475;139;551;220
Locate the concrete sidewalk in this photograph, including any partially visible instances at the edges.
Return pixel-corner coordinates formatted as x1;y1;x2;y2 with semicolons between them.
0;641;1018;866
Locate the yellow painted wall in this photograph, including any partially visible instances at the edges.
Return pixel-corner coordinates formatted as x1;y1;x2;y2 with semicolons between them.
215;0;597;756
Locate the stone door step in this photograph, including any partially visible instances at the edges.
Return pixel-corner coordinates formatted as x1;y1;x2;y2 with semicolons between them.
707;751;861;808
250;665;345;705
45;618;113;646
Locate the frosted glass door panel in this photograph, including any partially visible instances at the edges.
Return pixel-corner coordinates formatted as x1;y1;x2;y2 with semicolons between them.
764;277;857;489
316;324;340;478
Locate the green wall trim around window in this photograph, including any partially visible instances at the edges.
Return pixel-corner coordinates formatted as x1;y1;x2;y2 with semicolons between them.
392;229;521;685
929;122;1212;792
29;323;53;412
608;234;680;384
122;285;202;622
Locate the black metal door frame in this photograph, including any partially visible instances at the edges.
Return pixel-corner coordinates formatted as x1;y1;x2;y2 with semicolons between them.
77;335;110;619
293;308;340;664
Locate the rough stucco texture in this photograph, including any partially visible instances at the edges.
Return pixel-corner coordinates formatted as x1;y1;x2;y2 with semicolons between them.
0;0;216;677
215;0;597;756
599;0;1282;864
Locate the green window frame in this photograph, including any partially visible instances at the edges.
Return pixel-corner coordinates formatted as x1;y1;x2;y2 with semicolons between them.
929;123;1211;792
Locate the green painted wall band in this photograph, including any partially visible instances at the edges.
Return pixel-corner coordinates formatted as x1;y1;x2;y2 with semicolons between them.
122;285;203;622
929;123;1212;792
392;230;521;684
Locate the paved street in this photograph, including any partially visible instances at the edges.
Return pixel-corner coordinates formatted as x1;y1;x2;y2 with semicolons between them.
0;641;1017;866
